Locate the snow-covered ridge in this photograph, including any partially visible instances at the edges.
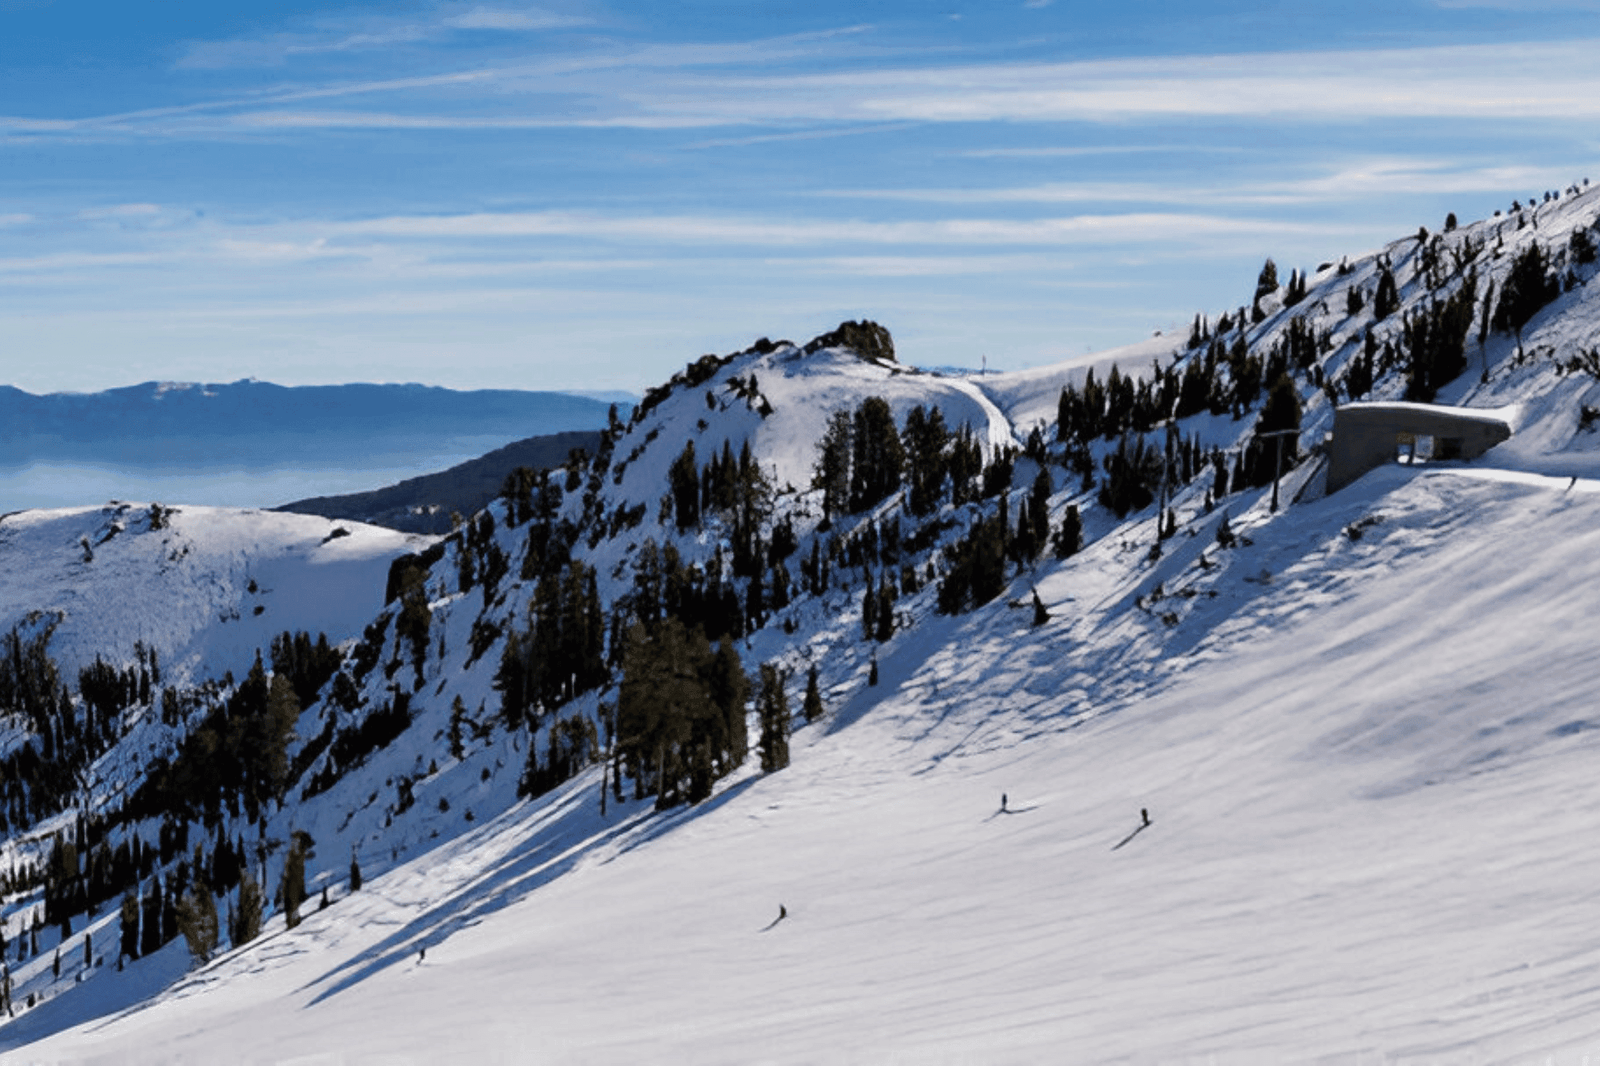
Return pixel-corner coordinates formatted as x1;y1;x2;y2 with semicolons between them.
0;503;430;685
5;179;1600;1062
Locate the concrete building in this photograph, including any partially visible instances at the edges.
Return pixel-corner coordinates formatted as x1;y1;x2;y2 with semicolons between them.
1326;402;1515;493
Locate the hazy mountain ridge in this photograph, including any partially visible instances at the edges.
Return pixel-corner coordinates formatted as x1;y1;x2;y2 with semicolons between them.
274;429;605;534
0;380;618;469
4;184;1600;1061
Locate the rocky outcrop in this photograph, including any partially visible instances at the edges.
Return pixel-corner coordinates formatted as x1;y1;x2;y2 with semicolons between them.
804;320;895;363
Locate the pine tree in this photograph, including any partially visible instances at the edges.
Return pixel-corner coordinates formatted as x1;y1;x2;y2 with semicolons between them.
349;853;362;893
140;876;162;957
175;881;219;966
757;664;790;773
1571;228;1597;266
1373;262;1400;321
1255;258;1280;301
1027;467;1051;557
1241;374;1303;488
1216;512;1237;549
811;409;854;524
280;836;307;930
448;695;467;761
1492;241;1560;335
875;576;895;643
803;665;824;723
901;405;951;516
1052;504;1082;560
668;440;701;531
119;889;139;962
1031;591;1050;627
1283;268;1306;307
707;639;750;774
849;397;905;513
614;619;739;809
234;871;263;948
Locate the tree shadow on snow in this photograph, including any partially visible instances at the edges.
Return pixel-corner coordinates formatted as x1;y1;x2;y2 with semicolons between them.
296;774;763;1007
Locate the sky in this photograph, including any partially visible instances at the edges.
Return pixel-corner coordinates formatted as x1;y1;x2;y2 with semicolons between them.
2;1;1599;396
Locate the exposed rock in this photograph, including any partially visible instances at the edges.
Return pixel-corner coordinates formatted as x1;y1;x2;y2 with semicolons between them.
804;320;895;363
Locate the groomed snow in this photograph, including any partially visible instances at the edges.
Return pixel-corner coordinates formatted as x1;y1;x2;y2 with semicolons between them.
15;462;1600;1064
8;185;1600;1063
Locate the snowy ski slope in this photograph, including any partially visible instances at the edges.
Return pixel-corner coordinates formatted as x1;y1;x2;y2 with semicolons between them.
0;504;430;685
16;465;1600;1064
6;183;1600;1063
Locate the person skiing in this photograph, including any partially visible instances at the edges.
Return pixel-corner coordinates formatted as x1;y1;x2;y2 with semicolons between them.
1141;807;1150;827
1001;793;1008;812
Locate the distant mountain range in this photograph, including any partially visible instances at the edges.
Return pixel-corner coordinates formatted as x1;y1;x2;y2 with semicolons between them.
0;380;625;468
0;380;631;512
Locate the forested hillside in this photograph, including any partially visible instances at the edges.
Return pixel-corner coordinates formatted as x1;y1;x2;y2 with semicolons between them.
4;181;1600;1061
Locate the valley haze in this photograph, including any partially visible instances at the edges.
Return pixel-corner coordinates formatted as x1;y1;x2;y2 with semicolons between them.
0;381;627;514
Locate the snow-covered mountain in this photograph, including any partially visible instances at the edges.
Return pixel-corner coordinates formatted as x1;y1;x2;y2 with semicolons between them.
4;181;1600;1063
0;504;427;685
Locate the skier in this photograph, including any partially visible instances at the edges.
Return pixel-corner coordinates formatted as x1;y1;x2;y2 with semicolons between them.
778;904;787;922
1141;807;1150;827
1001;793;1008;813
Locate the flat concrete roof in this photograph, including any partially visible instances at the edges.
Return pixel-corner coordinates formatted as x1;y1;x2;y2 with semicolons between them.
1326;402;1519;494
1335;401;1520;431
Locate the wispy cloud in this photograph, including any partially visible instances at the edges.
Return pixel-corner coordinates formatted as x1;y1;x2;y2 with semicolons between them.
760;253;1075;278
177;3;591;69
443;7;591;31
957;146;1184;159
682;122;920;150
816;160;1586;208
328;208;1325;248
76;203;163;219
7;35;1585;142
0;252;162;274
686;41;1600;124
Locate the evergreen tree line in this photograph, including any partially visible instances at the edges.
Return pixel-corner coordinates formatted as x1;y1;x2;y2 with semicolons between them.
454;509;510;604
935;469;1069;614
76;640;159;726
622;540;749;648
298;693;413;801
494;559;606;732
1491;241;1562;337
666;437;776;578
127;652;300;825
613;618;751;809
0;630;149;836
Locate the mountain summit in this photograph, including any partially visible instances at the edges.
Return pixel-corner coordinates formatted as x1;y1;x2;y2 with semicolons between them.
5;182;1600;1062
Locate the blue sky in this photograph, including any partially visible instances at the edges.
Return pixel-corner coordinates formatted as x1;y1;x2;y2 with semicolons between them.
3;0;1599;395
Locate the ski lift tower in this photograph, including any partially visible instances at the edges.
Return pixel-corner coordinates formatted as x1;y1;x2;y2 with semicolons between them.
1256;428;1299;512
